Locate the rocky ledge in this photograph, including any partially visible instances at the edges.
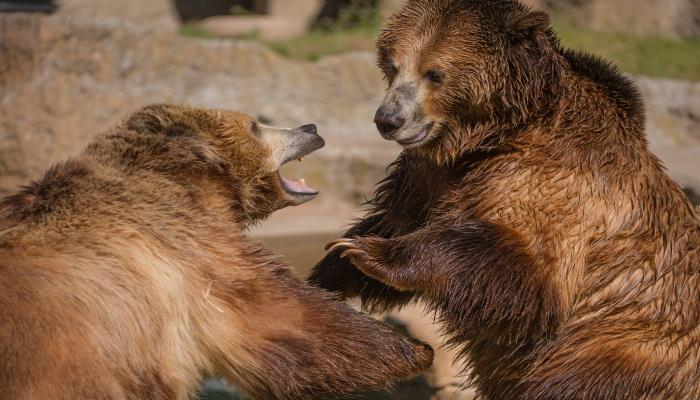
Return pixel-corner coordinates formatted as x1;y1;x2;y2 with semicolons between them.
1;13;698;226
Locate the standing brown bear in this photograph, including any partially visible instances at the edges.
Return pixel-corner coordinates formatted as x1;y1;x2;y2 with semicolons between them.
310;0;700;399
0;104;433;400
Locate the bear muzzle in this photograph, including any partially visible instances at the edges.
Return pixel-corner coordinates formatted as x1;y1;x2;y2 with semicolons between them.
259;123;325;204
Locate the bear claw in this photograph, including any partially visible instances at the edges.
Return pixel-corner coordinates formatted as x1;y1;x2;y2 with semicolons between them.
325;238;359;253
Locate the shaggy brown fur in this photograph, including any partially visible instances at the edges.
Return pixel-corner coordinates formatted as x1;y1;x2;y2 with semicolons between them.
310;1;700;399
0;104;433;400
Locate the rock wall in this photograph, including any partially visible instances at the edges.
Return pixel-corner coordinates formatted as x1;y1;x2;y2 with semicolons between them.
583;0;699;38
1;12;698;205
637;77;700;192
0;12;394;200
56;0;179;32
524;0;700;39
201;0;324;40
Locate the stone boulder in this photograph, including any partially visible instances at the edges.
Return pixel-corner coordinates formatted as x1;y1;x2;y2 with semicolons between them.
528;0;700;39
0;12;392;199
637;77;700;193
582;0;698;38
56;0;179;32
201;0;323;40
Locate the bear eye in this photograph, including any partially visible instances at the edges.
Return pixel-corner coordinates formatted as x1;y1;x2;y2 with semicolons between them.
424;69;445;86
384;64;399;80
250;121;262;137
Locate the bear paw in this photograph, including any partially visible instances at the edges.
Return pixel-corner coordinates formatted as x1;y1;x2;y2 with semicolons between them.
325;237;412;291
326;238;375;270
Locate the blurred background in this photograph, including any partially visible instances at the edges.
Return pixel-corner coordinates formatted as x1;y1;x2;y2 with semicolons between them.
1;0;698;399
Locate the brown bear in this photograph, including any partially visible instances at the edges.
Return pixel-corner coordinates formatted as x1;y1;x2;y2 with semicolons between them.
0;104;433;400
309;1;700;399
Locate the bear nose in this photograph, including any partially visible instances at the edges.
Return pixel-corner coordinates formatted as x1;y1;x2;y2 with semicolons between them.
297;124;318;135
374;107;405;139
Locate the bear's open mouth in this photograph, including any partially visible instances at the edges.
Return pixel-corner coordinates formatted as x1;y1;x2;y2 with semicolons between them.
278;170;318;200
268;123;325;204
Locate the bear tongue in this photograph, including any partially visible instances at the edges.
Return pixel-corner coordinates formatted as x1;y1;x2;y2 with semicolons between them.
281;176;317;195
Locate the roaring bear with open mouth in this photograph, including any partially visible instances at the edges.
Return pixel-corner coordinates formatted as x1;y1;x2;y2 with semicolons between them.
310;1;700;399
0;104;433;400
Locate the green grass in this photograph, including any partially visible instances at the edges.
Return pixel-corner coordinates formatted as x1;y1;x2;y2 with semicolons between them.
179;22;216;40
554;19;700;81
177;13;699;81
264;16;700;80
267;4;383;61
267;23;381;61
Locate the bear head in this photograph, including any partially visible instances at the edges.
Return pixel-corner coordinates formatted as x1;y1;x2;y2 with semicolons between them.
92;104;325;225
375;0;561;165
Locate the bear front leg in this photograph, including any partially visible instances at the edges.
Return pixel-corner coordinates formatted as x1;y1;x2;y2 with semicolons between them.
308;214;416;312
326;236;424;292
308;241;373;298
309;154;434;312
327;220;562;337
206;266;434;400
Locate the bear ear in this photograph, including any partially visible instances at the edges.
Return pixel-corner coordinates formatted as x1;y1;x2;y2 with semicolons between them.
505;8;550;43
126;104;199;137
